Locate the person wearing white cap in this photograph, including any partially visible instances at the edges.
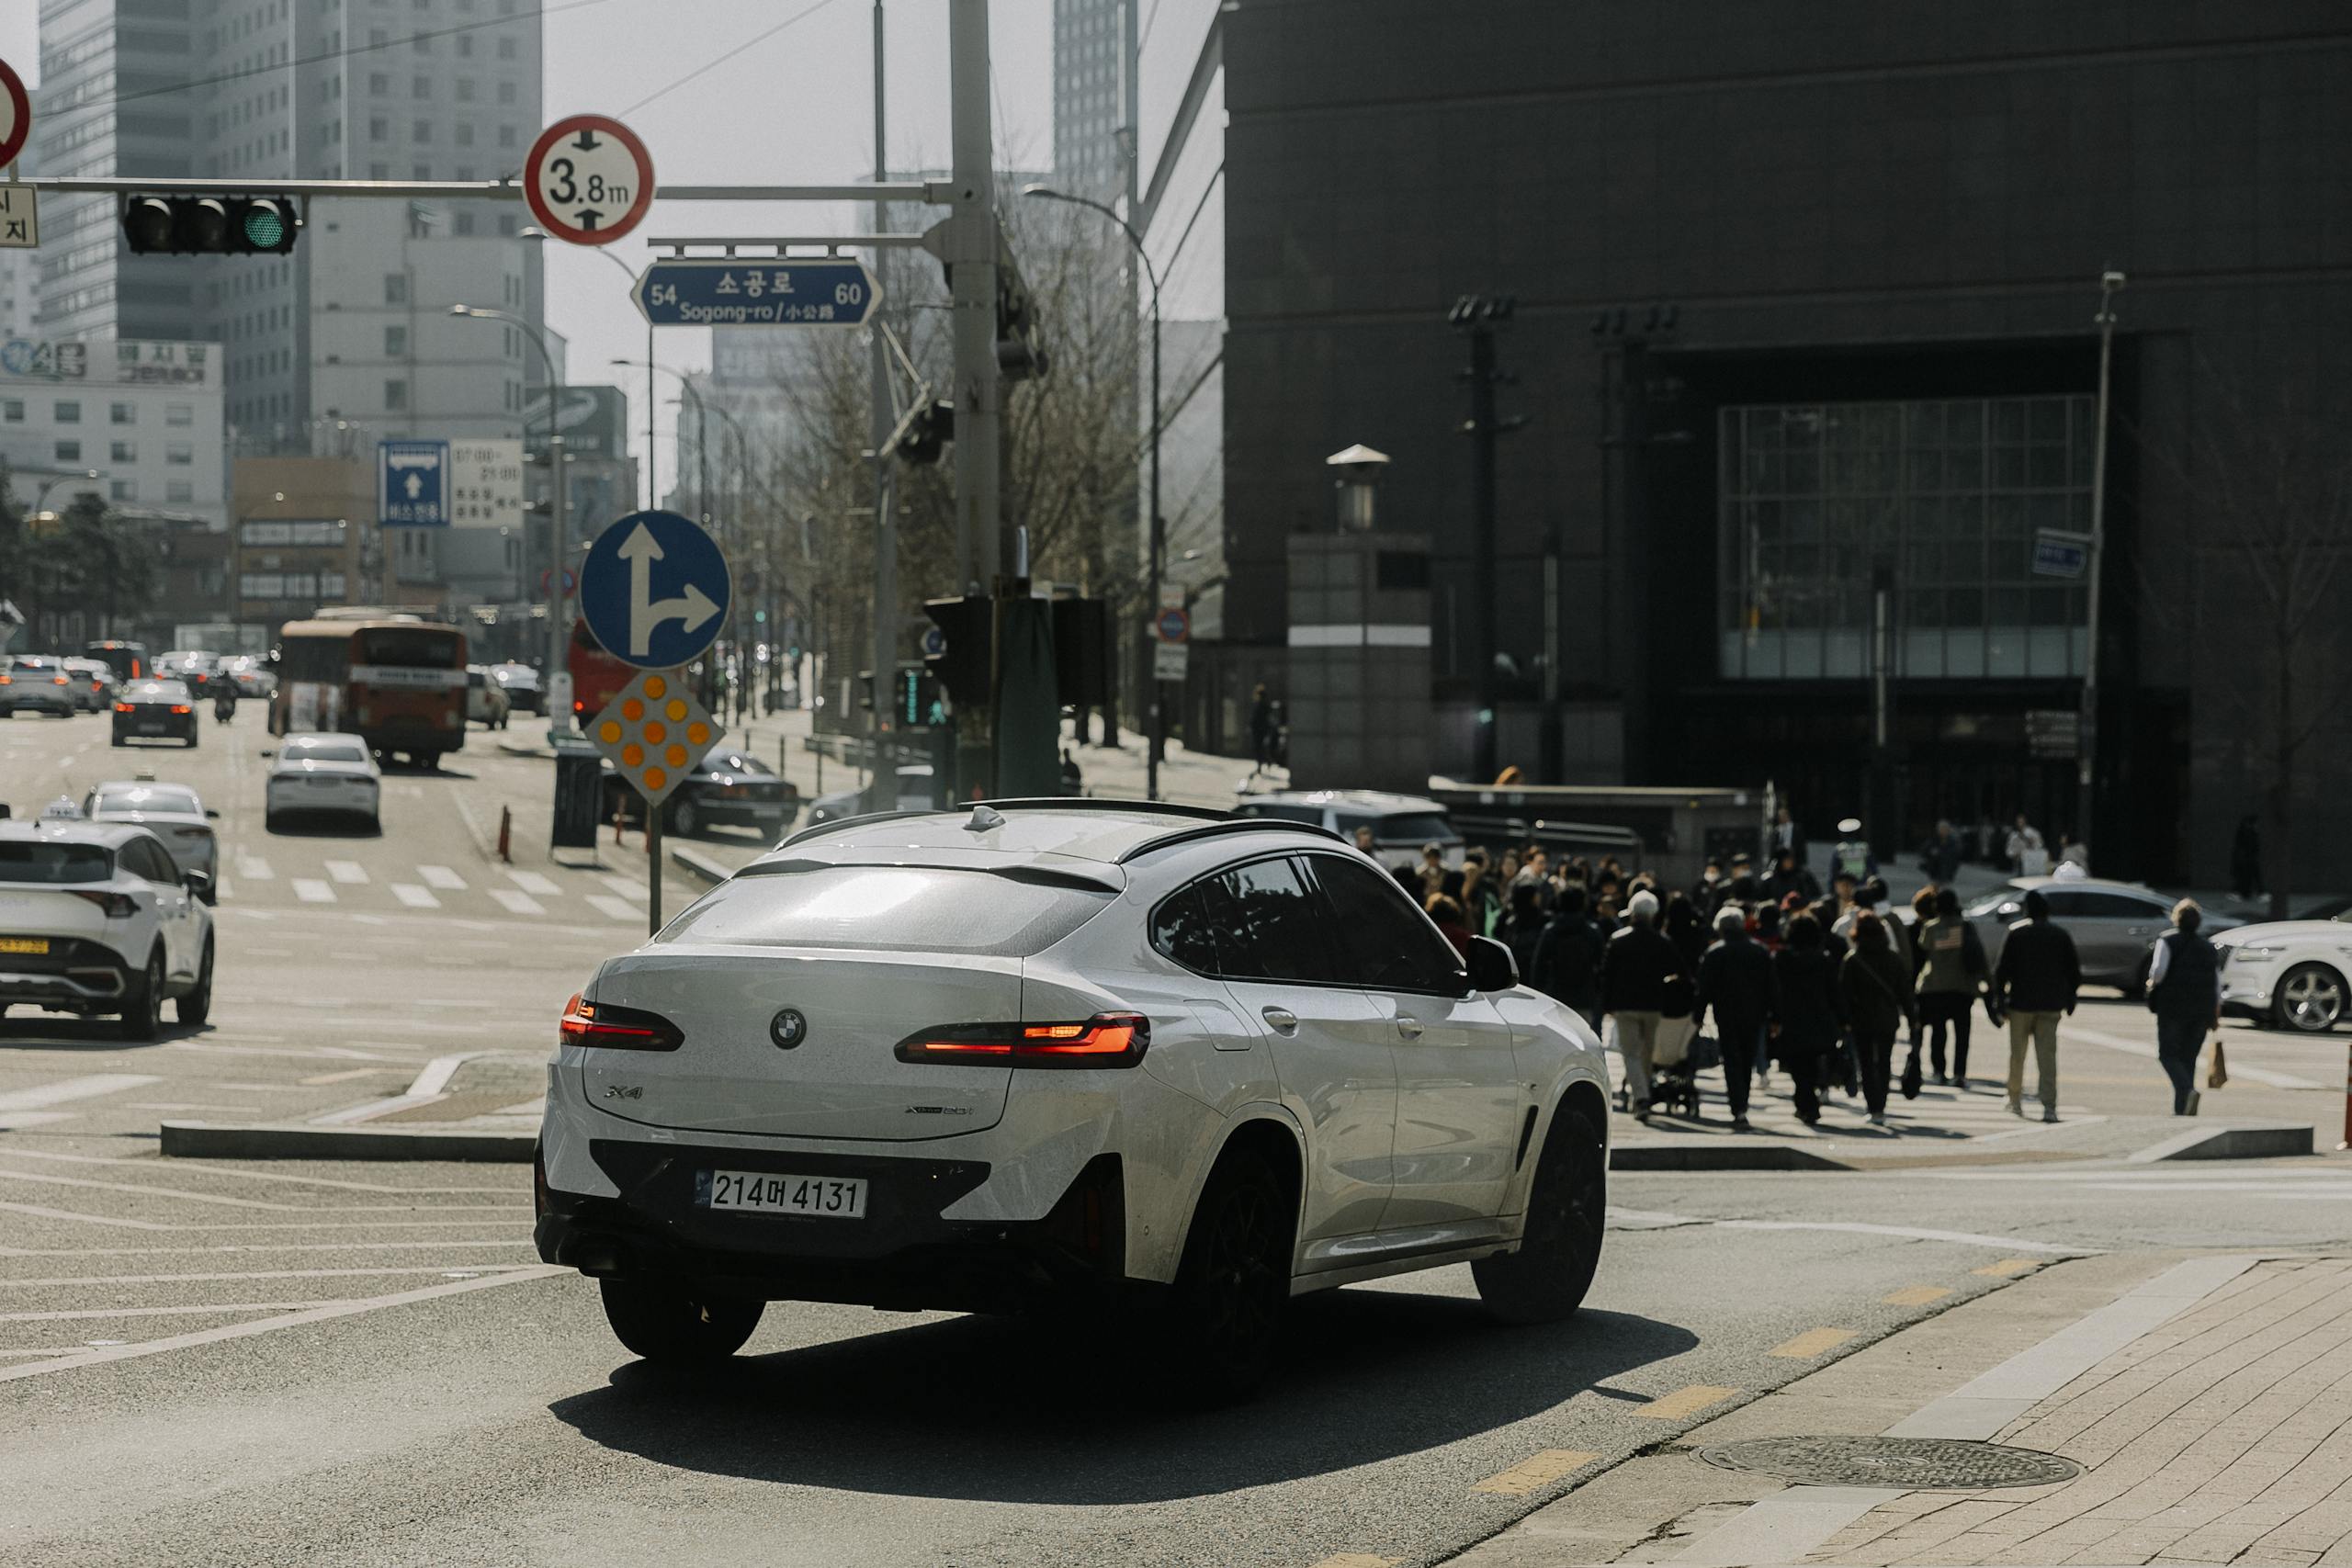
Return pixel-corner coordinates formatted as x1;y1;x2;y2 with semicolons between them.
1599;887;1680;1121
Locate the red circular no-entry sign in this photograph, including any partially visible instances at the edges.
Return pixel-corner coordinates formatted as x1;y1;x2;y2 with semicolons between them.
523;115;655;246
0;58;32;172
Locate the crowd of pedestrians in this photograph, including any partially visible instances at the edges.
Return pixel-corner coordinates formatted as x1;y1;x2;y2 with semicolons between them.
1387;834;2192;1133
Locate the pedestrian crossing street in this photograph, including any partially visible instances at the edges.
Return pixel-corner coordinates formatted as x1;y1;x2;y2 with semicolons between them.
218;852;667;926
1618;1066;2096;1144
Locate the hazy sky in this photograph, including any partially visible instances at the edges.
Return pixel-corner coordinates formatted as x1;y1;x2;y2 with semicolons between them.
0;0;1055;498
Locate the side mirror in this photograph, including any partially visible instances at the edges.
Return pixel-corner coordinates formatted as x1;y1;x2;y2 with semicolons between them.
183;868;213;897
1465;934;1518;993
204;808;220;819
258;749;275;759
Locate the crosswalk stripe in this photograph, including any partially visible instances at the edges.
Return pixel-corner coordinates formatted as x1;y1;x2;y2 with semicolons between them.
417;864;466;890
235;856;273;881
585;895;641;923
505;870;560;897
596;874;649;902
488;888;545;917
324;860;368;884
390;884;439;909
291;878;335;904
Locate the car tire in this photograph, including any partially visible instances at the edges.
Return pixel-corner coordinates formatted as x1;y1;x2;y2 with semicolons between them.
670;798;699;838
1161;1146;1294;1404
2122;951;2152;1001
117;949;164;1043
1474;1100;1607;1325
176;938;214;1027
2276;963;2347;1034
598;1277;763;1364
111;735;127;748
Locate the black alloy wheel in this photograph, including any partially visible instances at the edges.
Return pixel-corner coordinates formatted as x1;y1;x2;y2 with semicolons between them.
117;950;164;1043
598;1278;763;1364
1166;1149;1292;1404
1474;1101;1607;1325
176;938;214;1027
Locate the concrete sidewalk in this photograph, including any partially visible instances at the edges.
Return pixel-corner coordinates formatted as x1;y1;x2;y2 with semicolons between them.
1448;1251;2352;1567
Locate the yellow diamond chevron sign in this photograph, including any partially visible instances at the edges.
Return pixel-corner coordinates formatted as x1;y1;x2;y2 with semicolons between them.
588;668;723;808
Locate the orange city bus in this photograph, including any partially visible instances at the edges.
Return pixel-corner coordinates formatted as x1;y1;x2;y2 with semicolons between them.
269;615;469;767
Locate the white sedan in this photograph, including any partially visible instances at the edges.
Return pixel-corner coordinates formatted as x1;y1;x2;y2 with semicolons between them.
2217;909;2352;1033
0;818;214;1039
82;781;220;900
535;801;1611;1399
263;733;382;830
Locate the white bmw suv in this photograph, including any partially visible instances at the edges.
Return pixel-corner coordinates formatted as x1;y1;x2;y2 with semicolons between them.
536;800;1611;1399
0;818;216;1038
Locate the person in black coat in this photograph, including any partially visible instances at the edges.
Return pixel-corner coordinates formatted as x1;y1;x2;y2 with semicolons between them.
1992;889;2081;1122
1503;882;1548;986
1770;912;1843;1124
1532;885;1604;1029
1838;910;1917;1124
1694;904;1778;1130
1600;890;1680;1119
2147;898;2221;1115
1763;849;1821;908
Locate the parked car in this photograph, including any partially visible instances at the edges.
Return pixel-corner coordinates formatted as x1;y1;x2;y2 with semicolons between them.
110;680;199;747
801;763;935;828
62;658;116;713
82;781;220;900
263;733;383;831
0;656;79;717
1231;789;1465;870
1965;876;2246;994
0;816;214;1038
2217;908;2352;1034
465;665;511;729
664;745;798;838
490;662;544;716
534;800;1609;1396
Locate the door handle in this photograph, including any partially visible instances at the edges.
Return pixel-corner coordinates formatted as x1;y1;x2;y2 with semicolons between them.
1396;1015;1424;1040
1261;1007;1299;1034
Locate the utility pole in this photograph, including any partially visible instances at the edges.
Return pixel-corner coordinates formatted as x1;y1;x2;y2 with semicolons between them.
869;0;900;804
2078;268;2124;853
948;0;1000;595
1452;294;1521;785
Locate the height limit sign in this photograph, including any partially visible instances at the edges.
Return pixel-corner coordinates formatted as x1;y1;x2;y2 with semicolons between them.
524;114;655;245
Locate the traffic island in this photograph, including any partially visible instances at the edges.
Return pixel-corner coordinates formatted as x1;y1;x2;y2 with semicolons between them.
162;1050;542;1161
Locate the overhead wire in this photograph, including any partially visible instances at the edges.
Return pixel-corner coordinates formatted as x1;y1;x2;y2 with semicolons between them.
615;0;849;118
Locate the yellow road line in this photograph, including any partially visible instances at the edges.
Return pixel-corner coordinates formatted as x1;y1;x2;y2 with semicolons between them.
1883;1284;1954;1306
1973;1258;2042;1278
1768;1326;1858;1359
1637;1383;1739;1420
1471;1448;1601;1496
1310;1556;1401;1568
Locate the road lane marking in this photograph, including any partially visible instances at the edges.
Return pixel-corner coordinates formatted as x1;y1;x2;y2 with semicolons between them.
0;1265;547;1289
488;887;546;916
417;864;467;890
291;878;334;903
300;1068;390;1085
1470;1449;1600;1495
0;1074;162;1128
0;1148;514;1196
0;1300;384;1322
0;1201;174;1231
234;855;273;880
323;859;368;884
1883;1284;1953;1306
1769;1327;1858;1359
1973;1258;2043;1278
1713;1220;2092;1255
389;883;440;908
1308;1557;1402;1568
585;894;641;922
596;874;649;901
1637;1384;1738;1420
2063;1021;2321;1089
0;1266;563;1382
506;869;561;897
9;1240;530;1258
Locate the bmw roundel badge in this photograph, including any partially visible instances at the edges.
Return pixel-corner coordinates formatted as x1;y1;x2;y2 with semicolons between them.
769;1008;808;1049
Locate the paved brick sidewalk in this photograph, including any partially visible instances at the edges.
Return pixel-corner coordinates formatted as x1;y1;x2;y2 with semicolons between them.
1807;1256;2352;1565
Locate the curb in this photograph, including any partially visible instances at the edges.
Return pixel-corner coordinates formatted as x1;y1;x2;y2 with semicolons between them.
161;1121;536;1162
672;845;732;886
2127;1119;2314;1162
1609;1141;1851;1172
496;740;555;760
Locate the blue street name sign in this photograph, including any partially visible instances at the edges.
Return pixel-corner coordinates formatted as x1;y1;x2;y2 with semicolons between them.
579;510;733;671
379;439;449;527
2031;528;2091;580
633;258;881;328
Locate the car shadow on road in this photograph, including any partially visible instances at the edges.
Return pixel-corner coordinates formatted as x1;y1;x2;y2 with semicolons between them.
548;1290;1697;1503
0;1015;210;1049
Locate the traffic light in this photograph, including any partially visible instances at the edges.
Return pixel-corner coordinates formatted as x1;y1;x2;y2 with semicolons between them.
887;398;954;465
121;194;302;255
922;595;993;708
895;664;941;729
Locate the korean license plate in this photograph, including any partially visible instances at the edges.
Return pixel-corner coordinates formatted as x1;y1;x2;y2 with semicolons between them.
700;1168;866;1218
137;723;164;734
0;938;48;955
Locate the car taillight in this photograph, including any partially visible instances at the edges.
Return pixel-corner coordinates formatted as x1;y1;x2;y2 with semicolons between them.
0;676;13;685
573;698;586;713
91;681;103;692
114;702;134;713
558;993;684;1052
896;1012;1150;1069
51;675;66;685
169;704;191;715
68;890;139;919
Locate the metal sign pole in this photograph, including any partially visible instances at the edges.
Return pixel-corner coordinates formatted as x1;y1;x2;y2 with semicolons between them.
646;791;662;936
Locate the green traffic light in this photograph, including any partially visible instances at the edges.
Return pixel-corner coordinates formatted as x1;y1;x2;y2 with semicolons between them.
242;206;287;249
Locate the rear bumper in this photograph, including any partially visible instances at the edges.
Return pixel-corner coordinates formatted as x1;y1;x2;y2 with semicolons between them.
0;959;129;1007
534;1140;1129;1312
693;796;797;829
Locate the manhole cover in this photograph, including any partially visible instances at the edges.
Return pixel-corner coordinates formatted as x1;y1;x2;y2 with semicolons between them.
1699;1437;2082;1490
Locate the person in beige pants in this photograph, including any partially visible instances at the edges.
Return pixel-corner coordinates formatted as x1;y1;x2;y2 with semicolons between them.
1990;890;2082;1123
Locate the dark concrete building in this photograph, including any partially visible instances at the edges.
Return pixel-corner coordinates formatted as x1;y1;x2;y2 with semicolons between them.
1217;0;2352;890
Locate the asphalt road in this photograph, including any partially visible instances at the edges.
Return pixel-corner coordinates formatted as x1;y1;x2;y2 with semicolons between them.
3;705;2350;1566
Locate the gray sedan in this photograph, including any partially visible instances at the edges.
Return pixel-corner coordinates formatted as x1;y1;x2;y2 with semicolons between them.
1966;876;2245;993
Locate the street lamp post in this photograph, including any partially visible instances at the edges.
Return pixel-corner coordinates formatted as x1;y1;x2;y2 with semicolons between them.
2077;269;2125;855
1023;182;1163;799
452;304;570;736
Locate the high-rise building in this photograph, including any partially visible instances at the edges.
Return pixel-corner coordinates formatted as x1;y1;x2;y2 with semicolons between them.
30;0;547;451
1053;0;1132;201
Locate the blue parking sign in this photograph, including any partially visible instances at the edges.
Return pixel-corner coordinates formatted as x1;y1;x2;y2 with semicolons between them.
379;440;449;527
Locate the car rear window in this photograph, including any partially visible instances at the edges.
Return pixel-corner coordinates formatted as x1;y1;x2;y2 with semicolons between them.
128;681;190;701
287;741;368;764
658;864;1114;958
95;787;199;815
0;842;113;884
1376;811;1456;843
